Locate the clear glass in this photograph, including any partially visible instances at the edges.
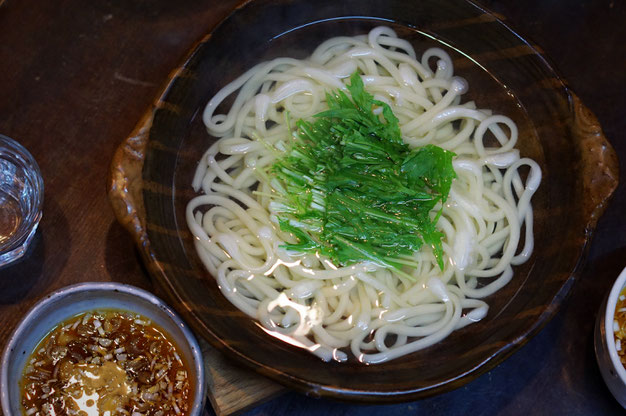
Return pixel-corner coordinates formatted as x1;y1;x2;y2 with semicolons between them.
0;135;43;267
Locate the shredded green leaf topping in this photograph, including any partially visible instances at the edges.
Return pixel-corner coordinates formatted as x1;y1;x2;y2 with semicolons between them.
268;72;456;276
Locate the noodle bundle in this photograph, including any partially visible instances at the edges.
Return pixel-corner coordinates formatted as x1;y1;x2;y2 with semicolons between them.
186;27;541;364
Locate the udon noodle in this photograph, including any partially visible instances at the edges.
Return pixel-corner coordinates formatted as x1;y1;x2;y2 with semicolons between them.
186;27;541;364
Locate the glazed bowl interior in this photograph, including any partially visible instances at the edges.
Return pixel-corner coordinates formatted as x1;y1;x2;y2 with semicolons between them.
139;0;611;401
0;283;206;416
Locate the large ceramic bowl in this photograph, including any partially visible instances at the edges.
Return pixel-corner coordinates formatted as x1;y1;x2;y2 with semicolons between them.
109;0;618;402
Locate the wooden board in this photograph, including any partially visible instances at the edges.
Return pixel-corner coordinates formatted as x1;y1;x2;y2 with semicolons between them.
200;338;284;415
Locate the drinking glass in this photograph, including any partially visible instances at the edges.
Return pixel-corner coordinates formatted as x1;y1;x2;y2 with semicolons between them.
0;135;43;267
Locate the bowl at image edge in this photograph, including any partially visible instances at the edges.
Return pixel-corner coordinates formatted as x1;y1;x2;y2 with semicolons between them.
596;267;626;408
0;282;207;416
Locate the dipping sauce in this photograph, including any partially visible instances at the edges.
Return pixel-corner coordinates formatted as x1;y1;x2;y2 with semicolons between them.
19;310;192;416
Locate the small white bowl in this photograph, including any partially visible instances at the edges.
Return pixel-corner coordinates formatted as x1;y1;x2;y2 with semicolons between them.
0;282;206;415
595;266;626;407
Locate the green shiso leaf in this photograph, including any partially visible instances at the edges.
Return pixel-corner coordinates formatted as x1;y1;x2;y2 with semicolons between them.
270;72;456;275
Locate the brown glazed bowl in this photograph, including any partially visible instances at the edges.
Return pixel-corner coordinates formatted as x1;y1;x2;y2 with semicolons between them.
108;0;619;402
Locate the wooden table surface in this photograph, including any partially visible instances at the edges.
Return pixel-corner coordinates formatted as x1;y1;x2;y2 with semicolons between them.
1;0;624;415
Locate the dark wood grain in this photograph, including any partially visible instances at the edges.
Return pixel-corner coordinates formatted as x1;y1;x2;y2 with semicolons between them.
1;0;625;415
0;0;238;337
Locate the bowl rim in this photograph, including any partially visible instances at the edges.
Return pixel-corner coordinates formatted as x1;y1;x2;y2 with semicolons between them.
604;267;626;383
0;282;206;416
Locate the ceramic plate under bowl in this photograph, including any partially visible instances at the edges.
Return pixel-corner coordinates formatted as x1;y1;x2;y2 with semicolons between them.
110;0;618;402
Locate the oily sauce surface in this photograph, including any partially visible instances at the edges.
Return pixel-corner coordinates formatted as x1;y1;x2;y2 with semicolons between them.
20;310;192;416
